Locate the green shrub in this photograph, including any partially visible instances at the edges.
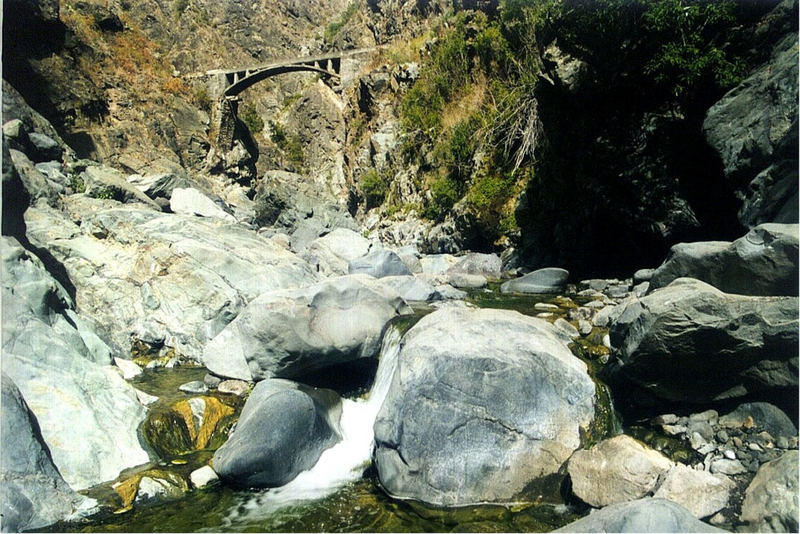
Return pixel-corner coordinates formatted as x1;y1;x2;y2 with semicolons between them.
425;175;461;221
360;169;388;209
172;0;189;18
69;174;86;194
193;85;212;113
324;1;359;44
467;172;514;211
269;121;304;169
239;104;264;134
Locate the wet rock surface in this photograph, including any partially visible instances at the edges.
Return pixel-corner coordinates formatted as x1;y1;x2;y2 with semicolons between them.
212;379;342;488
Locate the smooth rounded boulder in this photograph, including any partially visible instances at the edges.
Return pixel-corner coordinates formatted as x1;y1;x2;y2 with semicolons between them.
202;274;412;381
567;435;673;508
608;278;798;404
649;224;798;296
554;498;724;533
373;307;595;506
500;267;569;294
212;380;342;488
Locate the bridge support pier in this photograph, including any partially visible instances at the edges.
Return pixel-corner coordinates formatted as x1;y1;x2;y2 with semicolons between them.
213;97;237;151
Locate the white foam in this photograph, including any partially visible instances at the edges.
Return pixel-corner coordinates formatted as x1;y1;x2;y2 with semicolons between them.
224;324;403;521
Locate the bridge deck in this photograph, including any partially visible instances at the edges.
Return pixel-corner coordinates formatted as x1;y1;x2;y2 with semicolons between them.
206;47;377;76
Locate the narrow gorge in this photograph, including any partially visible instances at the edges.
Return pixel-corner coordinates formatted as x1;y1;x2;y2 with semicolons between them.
1;0;798;532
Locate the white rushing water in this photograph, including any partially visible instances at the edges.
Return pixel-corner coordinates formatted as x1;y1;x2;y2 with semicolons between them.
223;323;403;522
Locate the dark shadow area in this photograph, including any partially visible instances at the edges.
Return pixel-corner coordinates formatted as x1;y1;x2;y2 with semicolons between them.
2;144;78;304
299;358;379;398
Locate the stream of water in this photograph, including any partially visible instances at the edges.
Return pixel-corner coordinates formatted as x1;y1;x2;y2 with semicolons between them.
50;294;609;532
219;325;402;525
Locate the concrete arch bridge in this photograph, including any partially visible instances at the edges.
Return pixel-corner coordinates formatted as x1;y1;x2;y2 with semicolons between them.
203;48;376;148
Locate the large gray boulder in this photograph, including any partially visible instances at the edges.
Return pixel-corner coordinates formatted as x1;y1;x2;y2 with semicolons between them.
301;228;373;276
554;498;724;533
1;374;96;532
348;248;412;278
23;198;318;359
169;187;236;222
500;267;569;294
567;435;674;508
253;170;358;252
446;252;502;279
649;224;798;296
81;165;162;211
7;148;60;206
740;450;799;532
379;275;441;302
127;172;189;200
374;308;596;506
212;380;341;488
608;278;798;404
203;274;412;381
2;236;149;490
703;31;798;228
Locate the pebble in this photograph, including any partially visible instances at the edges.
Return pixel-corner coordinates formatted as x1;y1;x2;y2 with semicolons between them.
689;409;718;425
723;450;736;460
134;388;159;407
218;380;249;397
578;319;593;336
690;431;709;450
598;354;610;364
688;421;715;441
114;357;142;380
756;431;775;448
732;436;744;448
748;442;764;452
592;306;615;327
554;318;580;339
710;459;746;476
146;360;163;369
747;460;760;473
165;357;180;369
534;302;559;311
190;465;219;489
698;443;716;455
579;279;608;292
662;424;688;436
602;333;611;349
605;285;630;299
577;289;602;297
585;300;605;309
536;312;554;319
178;381;208;394
654;414;679;426
789;437;799;449
204;373;222;388
715;430;729;443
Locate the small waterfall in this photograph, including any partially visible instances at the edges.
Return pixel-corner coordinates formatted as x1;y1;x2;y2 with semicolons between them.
224;324;403;521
